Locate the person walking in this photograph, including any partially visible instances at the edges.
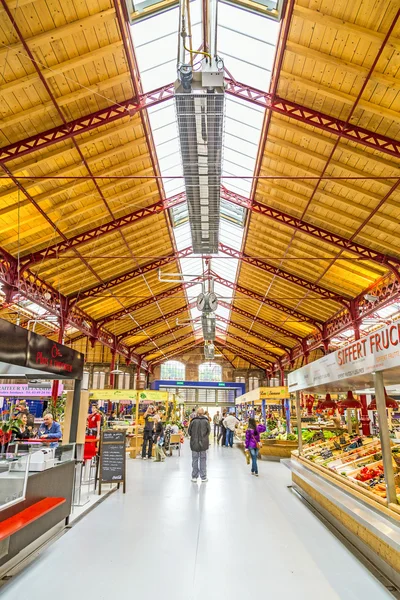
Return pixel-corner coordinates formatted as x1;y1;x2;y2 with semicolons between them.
213;411;220;439
188;407;211;482
142;405;155;459
153;413;166;462
218;411;227;446
223;412;239;448
245;417;261;476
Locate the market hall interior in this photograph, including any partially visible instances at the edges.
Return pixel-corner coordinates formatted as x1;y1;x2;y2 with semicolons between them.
0;445;395;600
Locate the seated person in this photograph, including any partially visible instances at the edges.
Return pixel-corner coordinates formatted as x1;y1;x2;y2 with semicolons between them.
14;412;33;440
38;413;62;447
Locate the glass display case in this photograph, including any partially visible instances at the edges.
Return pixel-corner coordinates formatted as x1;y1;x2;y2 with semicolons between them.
0;452;30;512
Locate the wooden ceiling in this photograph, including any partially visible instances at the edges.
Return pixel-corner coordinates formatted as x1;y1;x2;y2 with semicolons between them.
0;0;399;372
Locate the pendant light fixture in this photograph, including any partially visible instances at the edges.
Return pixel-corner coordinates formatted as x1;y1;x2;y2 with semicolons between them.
319;393;337;410
337;390;362;409
367;389;398;410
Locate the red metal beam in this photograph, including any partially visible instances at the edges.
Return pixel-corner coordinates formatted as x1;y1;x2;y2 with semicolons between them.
23;192;186;267
130;320;200;350
98;281;199;326
216;326;279;360
149;338;203;366
142;331;195;358
224;78;400;160
219;243;350;305
70;247;192;300
215;338;272;368
221;187;400;270
216;314;287;354
117;301;196;341
0;84;174;163
211;272;322;327
219;300;302;343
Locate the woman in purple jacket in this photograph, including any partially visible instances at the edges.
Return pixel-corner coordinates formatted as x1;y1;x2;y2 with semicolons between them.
245;418;262;476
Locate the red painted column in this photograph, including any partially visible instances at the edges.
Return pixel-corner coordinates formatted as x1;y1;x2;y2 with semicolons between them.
352;303;370;435
109;351;116;389
51;323;64;407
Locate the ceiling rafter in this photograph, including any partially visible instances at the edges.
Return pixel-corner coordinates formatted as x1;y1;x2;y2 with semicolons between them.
218;300;302;343
149;338;203;366
117;301;196;341
131;319;201;351
216;326;278;361
215;338;272;369
218;243;350;304
143;331;196;358
216;314;287;354
69;247;192;301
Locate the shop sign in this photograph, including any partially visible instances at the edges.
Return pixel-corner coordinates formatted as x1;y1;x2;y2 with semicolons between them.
138;390;169;402
288;322;400;392
259;386;289;401
90;389;137;401
0;383;63;397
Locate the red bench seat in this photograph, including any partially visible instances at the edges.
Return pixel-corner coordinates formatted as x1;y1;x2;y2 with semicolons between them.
0;497;66;541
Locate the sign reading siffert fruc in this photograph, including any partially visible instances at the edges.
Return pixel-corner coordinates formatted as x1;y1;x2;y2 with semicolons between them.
288;322;400;393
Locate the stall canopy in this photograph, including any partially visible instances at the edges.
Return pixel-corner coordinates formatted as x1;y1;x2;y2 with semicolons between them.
235;386;289;405
0;319;83;381
288;322;400;394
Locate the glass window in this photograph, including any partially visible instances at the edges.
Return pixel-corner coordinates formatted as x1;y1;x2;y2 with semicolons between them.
199;362;222;381
92;371;99;389
161;360;186;380
249;376;259;391
235;376;245;384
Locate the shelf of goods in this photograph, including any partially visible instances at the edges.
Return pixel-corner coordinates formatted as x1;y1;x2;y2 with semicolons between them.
286;322;400;588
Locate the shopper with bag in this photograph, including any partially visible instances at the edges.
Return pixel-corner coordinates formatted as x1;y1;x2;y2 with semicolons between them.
245;417;262;476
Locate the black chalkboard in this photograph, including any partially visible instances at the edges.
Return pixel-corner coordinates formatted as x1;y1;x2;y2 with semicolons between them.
99;429;126;494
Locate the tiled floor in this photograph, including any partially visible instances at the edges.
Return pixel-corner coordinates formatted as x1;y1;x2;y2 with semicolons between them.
0;441;394;600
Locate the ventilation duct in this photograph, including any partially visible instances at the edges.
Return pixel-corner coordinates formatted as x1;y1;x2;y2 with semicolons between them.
175;0;224;254
201;312;216;341
204;342;215;360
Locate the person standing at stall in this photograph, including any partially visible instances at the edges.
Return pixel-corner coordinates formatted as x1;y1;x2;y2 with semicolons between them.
142;404;156;459
218;411;227;446
87;404;102;438
223;412;239;448
153;413;166;462
38;413;62;448
213;411;220;439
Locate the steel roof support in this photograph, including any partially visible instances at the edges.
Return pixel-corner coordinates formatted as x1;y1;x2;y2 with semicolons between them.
221;187;400;270
117;301;196;341
210;271;322;327
69;247;192;301
149;338;203;366
130;320;200;351
142;331;196;358
215;338;272;368
216;313;288;354
219;243;350;305
218;300;302;343
216;326;280;359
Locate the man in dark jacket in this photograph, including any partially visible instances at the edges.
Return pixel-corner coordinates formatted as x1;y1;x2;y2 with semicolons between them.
188;407;211;483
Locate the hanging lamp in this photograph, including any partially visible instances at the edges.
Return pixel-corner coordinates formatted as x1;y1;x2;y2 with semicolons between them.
319;393;337;410
368;389;398;410
337;390;362;409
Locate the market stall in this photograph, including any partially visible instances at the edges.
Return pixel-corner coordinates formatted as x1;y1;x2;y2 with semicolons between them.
287;322;400;587
0;319;84;574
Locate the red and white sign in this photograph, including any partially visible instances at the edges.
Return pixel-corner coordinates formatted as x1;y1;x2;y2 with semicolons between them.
0;383;63;397
288;323;400;392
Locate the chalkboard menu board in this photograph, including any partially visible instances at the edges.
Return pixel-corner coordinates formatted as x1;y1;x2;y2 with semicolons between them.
99;430;126;494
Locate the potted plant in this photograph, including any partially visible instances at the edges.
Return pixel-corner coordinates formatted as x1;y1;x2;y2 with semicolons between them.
0;414;22;453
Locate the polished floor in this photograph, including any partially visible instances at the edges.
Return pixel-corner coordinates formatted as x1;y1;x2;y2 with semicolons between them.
0;441;395;599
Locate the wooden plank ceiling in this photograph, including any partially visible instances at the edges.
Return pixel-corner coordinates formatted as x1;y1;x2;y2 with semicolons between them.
0;0;399;372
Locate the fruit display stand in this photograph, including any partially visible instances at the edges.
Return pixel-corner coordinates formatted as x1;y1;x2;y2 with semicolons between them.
286;323;400;587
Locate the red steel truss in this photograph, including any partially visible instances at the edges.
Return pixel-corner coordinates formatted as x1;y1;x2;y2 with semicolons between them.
130;320;200;351
0;255;146;367
149;338;203;366
70;247;192;301
142;331;196;358
218;300;302;343
98;281;199;326
117;301;196;341
23;193;186;267
0;83;175;163
216;326;279;360
210;272;322;328
219;243;350;305
2;76;400;166
216;314;287;354
215;338;272;368
221;187;400;272
224;79;400;160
